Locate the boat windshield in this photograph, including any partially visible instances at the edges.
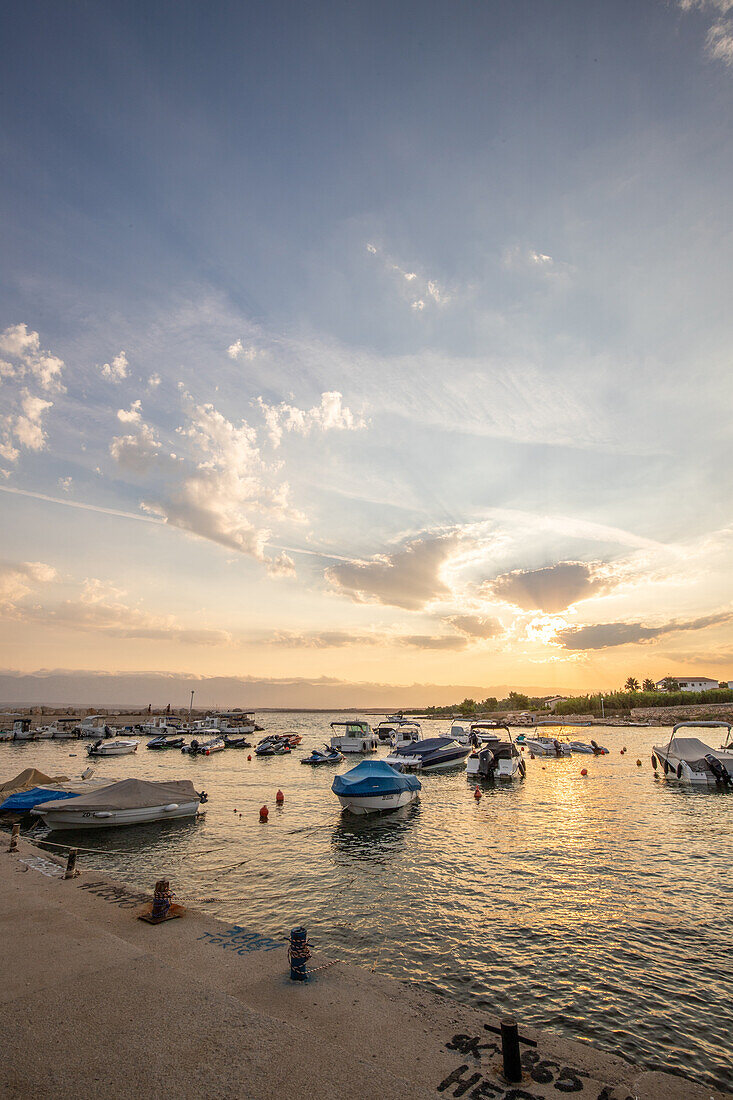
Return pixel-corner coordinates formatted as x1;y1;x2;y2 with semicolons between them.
331;722;370;735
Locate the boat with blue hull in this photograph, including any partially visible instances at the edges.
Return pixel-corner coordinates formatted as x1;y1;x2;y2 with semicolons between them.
301;747;344;765
332;760;421;814
386;736;469;772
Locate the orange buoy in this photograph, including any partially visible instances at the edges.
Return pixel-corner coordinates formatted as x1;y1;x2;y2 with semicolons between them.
259;805;269;821
247;754;252;761
636;759;642;767
529;752;535;760
474;786;482;800
276;789;284;804
581;768;588;776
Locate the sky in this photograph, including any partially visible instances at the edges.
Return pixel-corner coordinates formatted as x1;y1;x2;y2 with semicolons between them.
1;0;733;705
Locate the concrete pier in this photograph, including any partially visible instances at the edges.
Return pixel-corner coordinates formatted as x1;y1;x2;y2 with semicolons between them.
1;837;728;1100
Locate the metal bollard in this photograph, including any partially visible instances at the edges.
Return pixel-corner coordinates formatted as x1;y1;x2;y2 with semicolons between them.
151;879;172;919
64;848;79;878
289;926;311;981
500;1017;522;1082
7;823;20;852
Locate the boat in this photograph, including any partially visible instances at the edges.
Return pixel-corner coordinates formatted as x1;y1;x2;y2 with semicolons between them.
469;721;511;745
332;760;420;814
86;738;139;757
0;775;117;815
329;720;378;754
31;777;207;830
139;717;183;735
652;722;733;788
301;746;344;765
6;718;35;741
77;715;114;740
390;721;422;750
522;735;572;757
375;720;401;741
182;735;226;756
448;719;479;746
466;726;525;780
567;739;608;755
222;733;252;748
46;718;84;740
254;735;292;756
386;736;469;772
146;735;185;750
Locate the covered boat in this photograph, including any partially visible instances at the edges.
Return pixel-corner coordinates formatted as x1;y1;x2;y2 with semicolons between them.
652;722;733;788
386;736;469;771
522;736;572;757
332;760;420;814
31;778;207;830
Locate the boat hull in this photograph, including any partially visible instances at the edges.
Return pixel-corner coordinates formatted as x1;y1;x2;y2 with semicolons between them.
33;801;202;830
466;756;522;779
335;789;419;814
653;747;733;787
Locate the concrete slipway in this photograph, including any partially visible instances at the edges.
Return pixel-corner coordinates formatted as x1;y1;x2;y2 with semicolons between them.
0;838;728;1100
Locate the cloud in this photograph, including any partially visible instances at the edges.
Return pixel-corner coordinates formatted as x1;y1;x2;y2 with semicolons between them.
117;399;143;424
0;561;57;609
501;245;571;280
446;614;502;639
366;242;450;310
326;533;462;610
256;391;366;448
269;628;467;650
489;562;609;612
99;351;129;382
110;422;162;473
678;1;733;66
58;477;72;492
228;339;258;361
147;373;161;389
558;611;733;650
0;325;64;464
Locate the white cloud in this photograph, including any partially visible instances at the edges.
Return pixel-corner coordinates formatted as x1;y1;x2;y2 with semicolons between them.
0;560;57;609
110;422;162;473
99;351;129;382
58;476;73;492
117;399;142;424
326;533;463;610
0;324;64;465
411;299;425;311
366;242;450;310
227;339;257;361
707;18;733;62
147;373;161;389
256;391;366;448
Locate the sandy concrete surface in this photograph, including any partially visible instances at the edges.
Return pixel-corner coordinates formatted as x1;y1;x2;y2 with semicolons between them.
0;838;728;1100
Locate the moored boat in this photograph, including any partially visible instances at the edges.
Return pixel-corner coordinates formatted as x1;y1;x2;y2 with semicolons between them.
652;722;733;788
389;721;422;750
523;736;572;757
31;777;207;830
146;735;185;750
301;746;344;765
386;736;469;771
182;735;226;756
329;720;378;754
332;760;420;814
86;738;139;757
466;725;525;780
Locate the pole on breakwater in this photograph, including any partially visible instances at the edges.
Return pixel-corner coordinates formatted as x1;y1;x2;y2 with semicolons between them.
64;848;79;878
289;926;311;981
7;823;20;853
500;1017;522;1082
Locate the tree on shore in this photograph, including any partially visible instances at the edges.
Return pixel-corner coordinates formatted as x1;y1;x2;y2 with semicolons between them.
642;678;655;692
624;676;639;692
660;677;680;692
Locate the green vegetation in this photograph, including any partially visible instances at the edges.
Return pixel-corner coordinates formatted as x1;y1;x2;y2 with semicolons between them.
415;692;548;718
555;687;733;716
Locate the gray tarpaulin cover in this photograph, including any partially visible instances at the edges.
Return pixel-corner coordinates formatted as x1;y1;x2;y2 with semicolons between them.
33;778;201;813
668;737;718;760
0;768;70;798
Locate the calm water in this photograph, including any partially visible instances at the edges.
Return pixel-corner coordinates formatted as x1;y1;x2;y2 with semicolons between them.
7;715;732;1091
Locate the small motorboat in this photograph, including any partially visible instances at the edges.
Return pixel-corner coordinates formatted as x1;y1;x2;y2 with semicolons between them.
386;736;469;772
567;739;608;755
301;746;344;765
31;777;207;830
181;736;226;756
332;760;420;814
146;735;185;750
389;721;422;750
522;736;572;757
448;719;475;746
222;734;252;748
78;716;114;740
86;738;139;757
254;735;292;756
329;720;378;754
467;728;525;780
652;722;733;788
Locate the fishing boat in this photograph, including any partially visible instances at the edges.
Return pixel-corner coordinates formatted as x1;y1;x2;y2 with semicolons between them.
332;760;420;814
522;735;572;757
390;721;422;750
301;746;344;765
31;778;207;830
466;726;525;780
146;735;185;750
181;735;226;756
386;736;469;772
86;738;139;757
329;720;378;754
652;722;733;788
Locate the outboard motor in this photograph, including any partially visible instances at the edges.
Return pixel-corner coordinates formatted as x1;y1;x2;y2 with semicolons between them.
553;739;562;757
91;738;102;751
478;748;496;779
190;738;199;755
704;754;732;788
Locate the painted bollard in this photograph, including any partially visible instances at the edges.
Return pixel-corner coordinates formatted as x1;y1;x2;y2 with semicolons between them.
289;926;311;981
500;1017;522;1082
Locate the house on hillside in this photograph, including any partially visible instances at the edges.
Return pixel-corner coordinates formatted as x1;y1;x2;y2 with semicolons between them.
543;696;567;711
655;676;719;693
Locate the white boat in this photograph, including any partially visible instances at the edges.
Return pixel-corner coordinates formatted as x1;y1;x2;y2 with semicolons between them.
194;711;259;735
390;721;422;750
332;760;420;814
139;717;183;735
523;735;572;757
86;738;139;757
181;734;226;756
448;719;475;746
466;725;525;780
386;737;469;771
652;722;733;788
31;778;207;830
46;718;84;740
329;720;378;754
10;719;35;741
78;715;113;739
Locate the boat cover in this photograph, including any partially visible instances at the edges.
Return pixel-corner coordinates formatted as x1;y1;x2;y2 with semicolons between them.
391;737;455;757
666;737;716;760
0;787;79;812
33;778;201;814
332;760;421;797
0;768;70;798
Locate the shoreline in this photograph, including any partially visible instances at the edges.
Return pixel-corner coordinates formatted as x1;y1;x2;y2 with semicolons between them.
1;834;728;1100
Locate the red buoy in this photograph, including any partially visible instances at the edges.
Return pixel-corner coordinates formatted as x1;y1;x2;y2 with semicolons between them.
276;789;284;804
247;754;252;761
581;768;588;776
474;786;482;800
259;805;268;821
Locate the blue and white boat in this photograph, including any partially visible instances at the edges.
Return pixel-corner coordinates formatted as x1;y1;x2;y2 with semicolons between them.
332;760;421;814
301;746;344;765
386;736;470;772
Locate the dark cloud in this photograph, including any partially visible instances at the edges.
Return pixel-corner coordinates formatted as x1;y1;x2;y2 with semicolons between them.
558;612;733;651
325;534;461;610
446;615;502;639
490;562;608;612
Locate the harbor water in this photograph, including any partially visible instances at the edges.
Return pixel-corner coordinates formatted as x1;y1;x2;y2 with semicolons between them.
6;716;732;1092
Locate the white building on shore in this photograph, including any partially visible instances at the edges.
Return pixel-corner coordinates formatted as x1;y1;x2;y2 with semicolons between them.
654;676;720;692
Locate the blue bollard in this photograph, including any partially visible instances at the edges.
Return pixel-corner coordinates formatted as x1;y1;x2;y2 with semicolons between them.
289;926;310;981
